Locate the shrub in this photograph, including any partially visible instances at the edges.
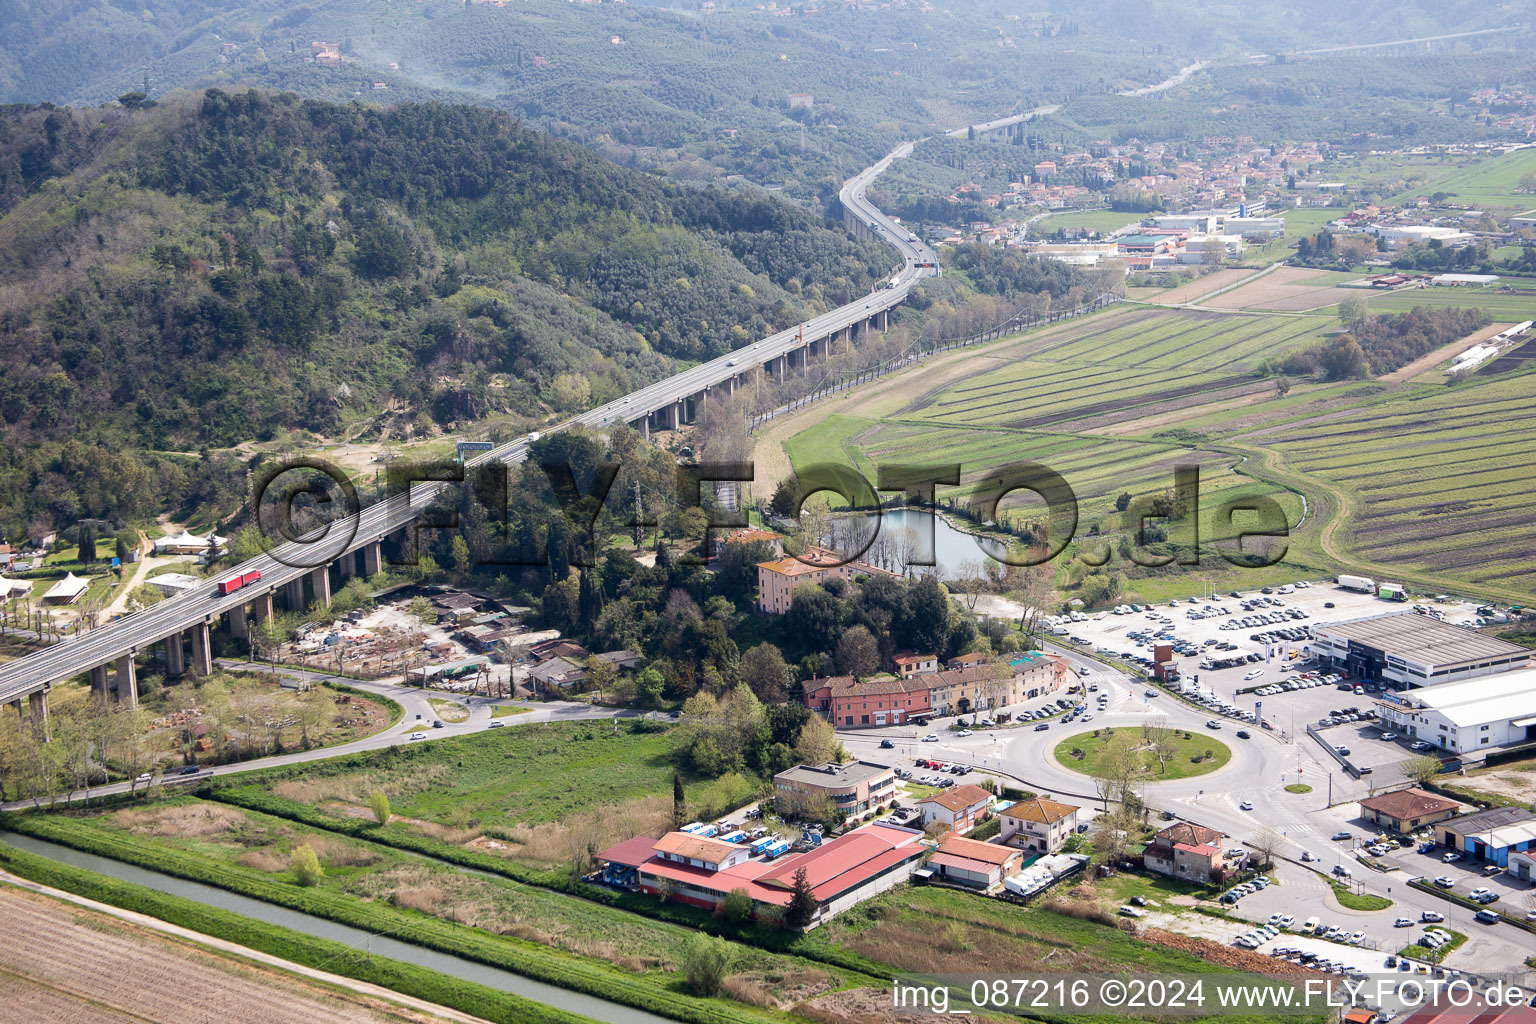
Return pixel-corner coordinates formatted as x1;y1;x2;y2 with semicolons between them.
369;789;391;825
721;887;753;924
680;932;733;996
290;844;324;886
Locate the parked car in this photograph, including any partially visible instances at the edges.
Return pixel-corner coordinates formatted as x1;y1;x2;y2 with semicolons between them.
1433;876;1456;888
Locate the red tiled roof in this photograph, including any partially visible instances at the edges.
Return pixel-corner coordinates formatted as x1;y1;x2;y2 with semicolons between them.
653;831;739;862
596;835;661;868
936;835;1018;866
928;851;1003;874
1359;788;1461;821
1003;797;1078;825
917;784;993;814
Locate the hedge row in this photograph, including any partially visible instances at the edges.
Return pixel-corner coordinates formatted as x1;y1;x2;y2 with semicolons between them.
0;841;592;1024
204;785;894;980
0;812;786;1024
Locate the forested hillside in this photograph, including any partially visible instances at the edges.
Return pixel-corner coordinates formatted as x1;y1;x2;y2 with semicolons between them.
0;88;892;534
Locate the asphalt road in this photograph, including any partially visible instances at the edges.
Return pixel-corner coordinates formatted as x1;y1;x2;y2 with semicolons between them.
835;643;1536;970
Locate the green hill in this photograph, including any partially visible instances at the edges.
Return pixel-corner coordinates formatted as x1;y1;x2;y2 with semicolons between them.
0;88;892;533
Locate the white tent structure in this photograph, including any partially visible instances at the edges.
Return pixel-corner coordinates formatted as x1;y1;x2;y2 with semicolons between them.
42;572;89;605
0;577;31;600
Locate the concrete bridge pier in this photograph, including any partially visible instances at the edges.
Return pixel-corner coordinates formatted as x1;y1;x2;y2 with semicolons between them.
284;578;304;611
228;603;248;639
361;541;382;577
27;691;48;736
165;629;185;677
115;655;138;708
311;565;332;607
189;622;213;677
252;590;274;624
89;664;109;702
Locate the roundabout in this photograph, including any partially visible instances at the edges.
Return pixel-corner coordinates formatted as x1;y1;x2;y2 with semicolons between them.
1052;726;1234;782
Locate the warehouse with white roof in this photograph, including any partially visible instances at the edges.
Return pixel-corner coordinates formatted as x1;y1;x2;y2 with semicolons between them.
1375;668;1536;754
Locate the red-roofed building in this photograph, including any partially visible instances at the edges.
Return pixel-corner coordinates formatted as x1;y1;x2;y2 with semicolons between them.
915;784;994;833
756;546;898;614
929;834;1024;890
1144;821;1225;883
595;823;926;929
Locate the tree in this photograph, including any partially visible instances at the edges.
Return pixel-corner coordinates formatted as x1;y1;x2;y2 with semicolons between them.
785;866;818;928
792;716;839;766
1337;293;1370;328
679;932;733;995
769;478;802;519
835;625;879;679
673;769;687;828
1114;492;1132;512
291;844;324;886
1401;754;1444;786
408;596;435;628
77;527;96;564
369;788;392;825
739;643;792;703
636;667;665;709
721;887;754;923
1250;827;1284;870
787;584;843;654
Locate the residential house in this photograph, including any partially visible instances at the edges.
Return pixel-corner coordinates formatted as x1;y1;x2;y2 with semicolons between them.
1357;789;1462;834
756;546;898;614
999;797;1081;854
802;674;931;727
529;657;587;696
0;544;13;572
1144;821;1225;883
593;649;644;672
893;653;937;678
914;783;994;833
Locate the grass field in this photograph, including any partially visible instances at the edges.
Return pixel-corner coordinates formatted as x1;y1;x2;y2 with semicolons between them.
764;289;1536;604
1054;727;1233;781
211;720;759;870
1365;287;1536;319
809;886;1322;1023
1385;149;1536;209
1035;209;1145;235
2;805;843;1022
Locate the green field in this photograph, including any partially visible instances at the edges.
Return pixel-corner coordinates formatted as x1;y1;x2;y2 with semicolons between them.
1385;149;1536;209
1036;209;1146;235
0;803;850;1022
1365;287;1536;319
1054;727;1233;782
767;297;1536;604
211;720;759;869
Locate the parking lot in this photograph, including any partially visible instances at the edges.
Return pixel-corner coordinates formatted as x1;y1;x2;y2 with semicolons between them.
1049;581;1485;744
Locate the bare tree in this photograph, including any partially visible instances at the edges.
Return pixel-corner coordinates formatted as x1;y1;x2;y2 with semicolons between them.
1401;754;1443;786
1249;827;1284;870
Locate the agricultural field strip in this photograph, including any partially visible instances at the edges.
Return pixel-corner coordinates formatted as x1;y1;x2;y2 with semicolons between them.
1289;431;1536;473
929;364;1258;423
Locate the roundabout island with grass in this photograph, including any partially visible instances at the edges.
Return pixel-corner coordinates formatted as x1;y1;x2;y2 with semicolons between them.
1053;725;1233;782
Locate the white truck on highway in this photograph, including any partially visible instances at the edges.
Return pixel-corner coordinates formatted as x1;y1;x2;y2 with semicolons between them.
1336;574;1375;593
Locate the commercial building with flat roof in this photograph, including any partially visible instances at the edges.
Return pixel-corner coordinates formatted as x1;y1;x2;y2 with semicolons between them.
1438;806;1536;867
1311;612;1529;689
773;760;897;821
1377;668;1536;754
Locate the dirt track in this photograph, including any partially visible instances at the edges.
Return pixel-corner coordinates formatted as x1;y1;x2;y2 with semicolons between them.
0;884;473;1024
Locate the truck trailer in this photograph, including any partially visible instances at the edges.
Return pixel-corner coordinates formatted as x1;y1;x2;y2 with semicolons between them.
1337;575;1375;593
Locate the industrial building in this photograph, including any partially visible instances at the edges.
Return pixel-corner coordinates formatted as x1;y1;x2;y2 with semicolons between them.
1437;806;1536;867
1375;668;1536;754
1310;612;1530;688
